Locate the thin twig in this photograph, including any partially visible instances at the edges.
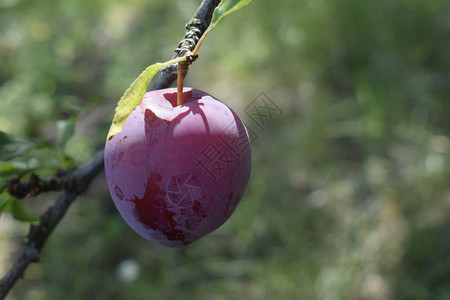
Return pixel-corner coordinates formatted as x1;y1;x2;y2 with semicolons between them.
0;1;222;299
0;151;104;299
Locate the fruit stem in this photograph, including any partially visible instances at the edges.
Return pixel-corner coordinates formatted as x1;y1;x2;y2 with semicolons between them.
177;63;186;106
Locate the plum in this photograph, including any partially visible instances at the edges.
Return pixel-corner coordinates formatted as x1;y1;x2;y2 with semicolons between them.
104;87;251;247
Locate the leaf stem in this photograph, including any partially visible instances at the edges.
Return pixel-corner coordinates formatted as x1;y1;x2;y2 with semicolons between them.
192;26;214;56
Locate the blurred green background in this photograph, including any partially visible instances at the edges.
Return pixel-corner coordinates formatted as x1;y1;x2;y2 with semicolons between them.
1;0;450;299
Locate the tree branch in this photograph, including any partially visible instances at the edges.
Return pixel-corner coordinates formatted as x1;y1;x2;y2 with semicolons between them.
0;151;104;299
150;0;221;90
0;1;222;299
8;170;76;199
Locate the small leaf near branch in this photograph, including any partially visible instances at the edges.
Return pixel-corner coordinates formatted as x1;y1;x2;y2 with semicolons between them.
0;131;40;161
0;193;13;213
56;116;77;153
0;192;38;222
107;57;186;140
0;163;26;178
0;156;42;186
0;161;38;192
10;199;38;222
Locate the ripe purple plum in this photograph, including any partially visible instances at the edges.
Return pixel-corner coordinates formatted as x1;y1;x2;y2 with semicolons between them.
104;87;251;247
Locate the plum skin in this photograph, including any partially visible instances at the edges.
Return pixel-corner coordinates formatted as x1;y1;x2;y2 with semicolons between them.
104;87;251;247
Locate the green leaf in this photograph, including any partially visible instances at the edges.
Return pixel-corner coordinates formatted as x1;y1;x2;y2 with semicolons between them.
107;57;185;140
0;193;13;213
0;181;7;193
0;163;23;193
0;163;23;177
0;131;39;161
0;159;41;191
10;198;38;222
0;159;40;177
210;0;254;29
57;116;77;152
0;192;38;222
0;193;36;223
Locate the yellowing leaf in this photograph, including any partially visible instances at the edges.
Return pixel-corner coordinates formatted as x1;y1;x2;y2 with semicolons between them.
107;57;185;140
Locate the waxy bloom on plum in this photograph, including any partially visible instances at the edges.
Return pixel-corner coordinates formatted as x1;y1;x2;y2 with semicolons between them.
105;88;251;247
